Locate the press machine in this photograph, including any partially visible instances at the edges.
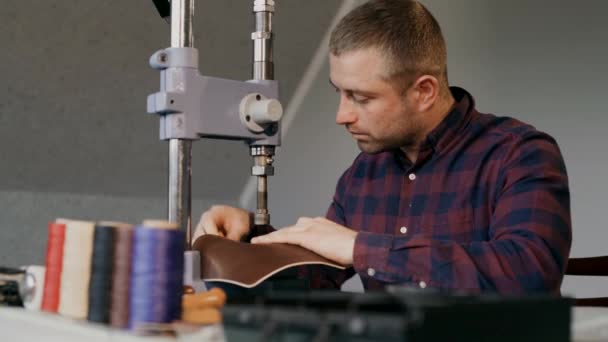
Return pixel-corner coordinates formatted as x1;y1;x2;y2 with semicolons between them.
148;0;283;292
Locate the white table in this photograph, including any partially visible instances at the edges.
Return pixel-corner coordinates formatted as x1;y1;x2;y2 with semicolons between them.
572;307;608;341
0;307;225;342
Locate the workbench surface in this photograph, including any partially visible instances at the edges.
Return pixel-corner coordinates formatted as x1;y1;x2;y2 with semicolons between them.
2;306;608;341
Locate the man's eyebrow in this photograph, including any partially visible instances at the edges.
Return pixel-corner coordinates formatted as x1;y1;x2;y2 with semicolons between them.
328;79;376;96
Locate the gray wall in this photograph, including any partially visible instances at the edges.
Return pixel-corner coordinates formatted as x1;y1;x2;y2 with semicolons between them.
2;0;607;298
0;0;341;266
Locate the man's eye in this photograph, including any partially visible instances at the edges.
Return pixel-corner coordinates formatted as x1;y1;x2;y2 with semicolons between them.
352;96;369;104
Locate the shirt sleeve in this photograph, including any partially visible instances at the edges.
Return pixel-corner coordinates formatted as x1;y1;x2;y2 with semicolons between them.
352;131;572;294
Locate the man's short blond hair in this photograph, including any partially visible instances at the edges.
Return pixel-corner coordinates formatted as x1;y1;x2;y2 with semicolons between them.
330;0;449;95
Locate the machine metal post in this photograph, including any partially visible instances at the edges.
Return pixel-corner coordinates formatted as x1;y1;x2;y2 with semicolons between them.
149;0;281;291
251;0;276;226
169;0;194;248
253;2;274;80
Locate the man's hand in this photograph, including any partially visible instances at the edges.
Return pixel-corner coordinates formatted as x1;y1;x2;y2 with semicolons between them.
251;217;357;266
193;205;252;244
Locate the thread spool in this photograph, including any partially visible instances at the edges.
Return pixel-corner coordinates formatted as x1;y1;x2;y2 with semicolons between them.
182;308;222;325
57;219;95;319
41;222;65;312
110;223;134;329
129;220;184;330
182;288;226;311
0;267;24;306
23;265;45;311
87;223;117;323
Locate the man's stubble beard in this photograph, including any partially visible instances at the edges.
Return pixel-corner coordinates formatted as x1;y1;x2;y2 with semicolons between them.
357;122;422;155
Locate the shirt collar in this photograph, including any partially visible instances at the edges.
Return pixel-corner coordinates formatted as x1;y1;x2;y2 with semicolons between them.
391;87;476;167
422;86;475;154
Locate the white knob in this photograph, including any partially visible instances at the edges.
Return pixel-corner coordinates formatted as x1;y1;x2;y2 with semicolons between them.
240;93;283;133
250;98;282;124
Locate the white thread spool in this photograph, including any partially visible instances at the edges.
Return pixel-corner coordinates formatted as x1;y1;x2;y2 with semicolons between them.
22;265;45;311
56;219;94;319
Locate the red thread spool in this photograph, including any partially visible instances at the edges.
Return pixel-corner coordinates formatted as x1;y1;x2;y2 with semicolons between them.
41;222;65;312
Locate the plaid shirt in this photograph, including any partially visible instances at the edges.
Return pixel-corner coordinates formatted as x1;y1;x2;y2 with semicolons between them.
255;87;571;294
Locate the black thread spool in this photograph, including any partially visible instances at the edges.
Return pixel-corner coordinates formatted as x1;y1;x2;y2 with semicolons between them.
0;267;25;307
87;223;117;323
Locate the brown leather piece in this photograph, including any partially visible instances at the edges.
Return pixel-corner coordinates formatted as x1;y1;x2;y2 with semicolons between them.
192;235;345;288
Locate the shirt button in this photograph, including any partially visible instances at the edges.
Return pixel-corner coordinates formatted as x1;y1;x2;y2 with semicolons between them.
367;268;376;277
419;281;427;289
399;226;408;234
408;173;416;181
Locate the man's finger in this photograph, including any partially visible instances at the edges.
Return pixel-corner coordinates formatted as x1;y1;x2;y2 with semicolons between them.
313;216;330;224
226;230;244;241
296;217;313;225
251;232;286;244
280;225;309;233
200;212;222;236
193;212;222;245
192;227;205;244
192;215;207;244
251;228;305;246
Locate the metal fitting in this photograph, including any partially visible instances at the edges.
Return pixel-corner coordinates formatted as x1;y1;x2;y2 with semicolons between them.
253;0;275;12
251;146;275;157
252;165;274;176
149;48;199;70
251;31;272;40
254;211;270;226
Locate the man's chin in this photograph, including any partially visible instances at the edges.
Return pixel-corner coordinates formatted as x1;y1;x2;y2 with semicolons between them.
356;141;386;155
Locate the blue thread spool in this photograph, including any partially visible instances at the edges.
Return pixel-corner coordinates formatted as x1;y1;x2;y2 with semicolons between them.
129;222;184;330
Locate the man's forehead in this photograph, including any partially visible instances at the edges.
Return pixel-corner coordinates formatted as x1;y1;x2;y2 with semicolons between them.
330;49;390;75
330;48;384;63
329;50;391;88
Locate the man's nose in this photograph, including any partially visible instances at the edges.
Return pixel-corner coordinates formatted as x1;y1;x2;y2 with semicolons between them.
335;96;357;125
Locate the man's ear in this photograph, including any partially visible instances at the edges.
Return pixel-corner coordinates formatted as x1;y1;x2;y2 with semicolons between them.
411;75;440;112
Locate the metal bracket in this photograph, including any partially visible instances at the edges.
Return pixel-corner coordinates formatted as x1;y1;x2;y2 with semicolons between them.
147;47;281;144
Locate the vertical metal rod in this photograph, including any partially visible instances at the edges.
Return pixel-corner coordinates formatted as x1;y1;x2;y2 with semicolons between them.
168;140;192;247
257;177;268;210
251;1;276;226
171;0;194;47
253;11;274;80
169;0;194;248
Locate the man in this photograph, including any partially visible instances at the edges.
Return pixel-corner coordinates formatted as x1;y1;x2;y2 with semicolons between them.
194;0;571;294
